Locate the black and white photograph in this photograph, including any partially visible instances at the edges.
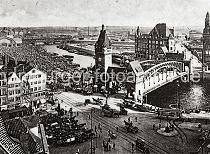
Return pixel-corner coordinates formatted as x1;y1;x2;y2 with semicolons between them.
0;0;210;153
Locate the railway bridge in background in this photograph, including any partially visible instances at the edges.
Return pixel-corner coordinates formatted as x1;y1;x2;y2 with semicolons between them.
22;36;73;45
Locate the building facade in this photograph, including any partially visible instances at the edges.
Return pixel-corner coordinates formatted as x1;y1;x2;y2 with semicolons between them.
7;72;22;107
203;12;210;69
135;23;175;61
0;67;7;107
21;68;47;102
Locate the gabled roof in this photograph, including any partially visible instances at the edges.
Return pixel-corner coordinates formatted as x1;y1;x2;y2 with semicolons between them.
149;23;172;38
129;60;144;76
7;72;21;84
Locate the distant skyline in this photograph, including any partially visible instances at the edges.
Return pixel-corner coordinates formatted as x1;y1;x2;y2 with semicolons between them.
0;0;209;27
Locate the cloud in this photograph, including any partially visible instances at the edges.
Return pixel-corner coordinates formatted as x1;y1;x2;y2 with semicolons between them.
0;0;209;27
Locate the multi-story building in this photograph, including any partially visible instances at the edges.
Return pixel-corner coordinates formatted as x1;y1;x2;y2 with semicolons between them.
0;66;7;107
21;68;47;102
7;72;22;108
0;63;47;109
135;23;175;60
203;12;210;69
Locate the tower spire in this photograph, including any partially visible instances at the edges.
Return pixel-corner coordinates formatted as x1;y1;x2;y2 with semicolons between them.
205;12;210;27
102;24;104;31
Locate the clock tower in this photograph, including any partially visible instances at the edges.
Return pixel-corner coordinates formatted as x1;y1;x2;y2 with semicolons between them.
94;25;112;88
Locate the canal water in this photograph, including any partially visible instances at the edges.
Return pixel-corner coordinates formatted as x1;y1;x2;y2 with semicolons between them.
147;81;210;110
44;45;95;68
44;45;210;110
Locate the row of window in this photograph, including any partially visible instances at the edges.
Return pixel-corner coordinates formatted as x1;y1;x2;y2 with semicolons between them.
8;96;21;102
30;74;42;79
8;90;21;95
30;86;42;92
8;83;20;88
30;79;45;85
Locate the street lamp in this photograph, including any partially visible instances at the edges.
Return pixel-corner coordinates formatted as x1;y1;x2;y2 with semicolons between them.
89;108;95;154
176;80;181;109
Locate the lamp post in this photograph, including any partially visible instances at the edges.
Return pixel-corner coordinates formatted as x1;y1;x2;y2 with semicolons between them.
176;80;181;109
90;108;95;154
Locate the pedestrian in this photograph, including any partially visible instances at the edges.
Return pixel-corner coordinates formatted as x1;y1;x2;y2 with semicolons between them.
128;117;130;122
108;129;110;135
135;117;137;122
153;124;155;130
95;125;97;132
108;143;112;151
113;142;115;149
171;124;174;131
77;112;79;116
132;143;134;152
98;123;101;129
116;126;118;132
159;123;161;129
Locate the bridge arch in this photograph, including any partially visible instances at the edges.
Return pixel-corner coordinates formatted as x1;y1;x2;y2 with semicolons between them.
143;61;184;79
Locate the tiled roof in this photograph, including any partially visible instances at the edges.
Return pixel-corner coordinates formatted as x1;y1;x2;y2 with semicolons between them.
0;115;25;154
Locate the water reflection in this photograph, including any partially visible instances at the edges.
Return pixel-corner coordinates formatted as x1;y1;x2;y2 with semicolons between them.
148;81;210;110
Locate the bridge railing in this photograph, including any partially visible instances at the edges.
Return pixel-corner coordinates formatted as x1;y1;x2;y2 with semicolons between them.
143;61;184;78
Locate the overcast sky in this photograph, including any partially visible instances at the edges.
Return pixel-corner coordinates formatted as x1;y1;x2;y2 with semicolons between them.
0;0;209;27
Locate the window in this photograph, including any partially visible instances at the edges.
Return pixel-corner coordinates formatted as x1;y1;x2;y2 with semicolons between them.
15;84;19;87
9;90;14;95
16;90;21;94
34;81;37;84
38;74;41;78
170;47;173;50
38;80;41;84
2;97;6;104
38;87;41;90
2;89;7;95
2;81;6;86
30;88;33;92
8;84;14;88
31;82;33;85
34;87;37;91
32;69;35;73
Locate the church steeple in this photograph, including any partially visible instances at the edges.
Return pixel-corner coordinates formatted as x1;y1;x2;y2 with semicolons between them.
205;12;210;27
